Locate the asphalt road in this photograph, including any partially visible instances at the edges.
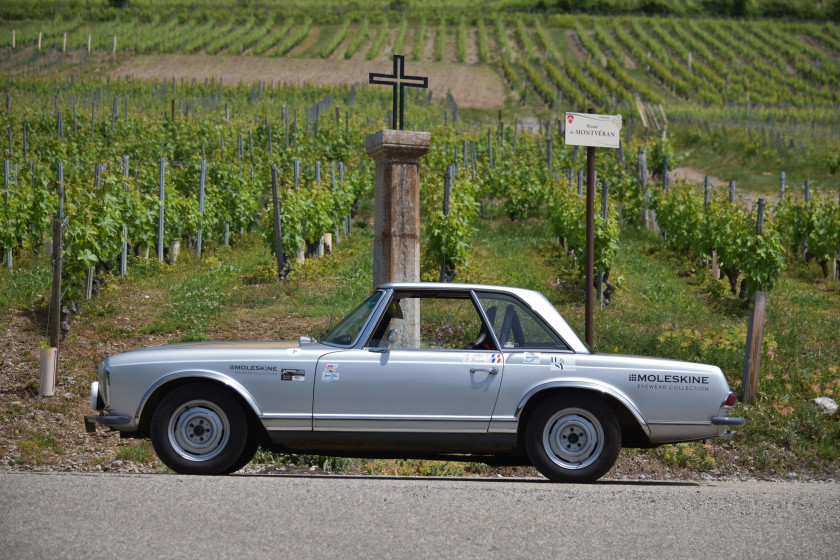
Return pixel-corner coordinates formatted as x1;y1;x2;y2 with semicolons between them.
1;472;838;559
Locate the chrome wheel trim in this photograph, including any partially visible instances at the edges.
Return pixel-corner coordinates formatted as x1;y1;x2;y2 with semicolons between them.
542;407;604;470
168;400;230;462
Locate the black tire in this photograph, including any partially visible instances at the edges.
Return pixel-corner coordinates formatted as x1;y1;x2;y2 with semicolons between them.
150;383;249;475
221;438;260;475
525;393;621;483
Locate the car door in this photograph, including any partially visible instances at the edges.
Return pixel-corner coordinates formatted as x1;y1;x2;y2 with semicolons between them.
313;292;504;433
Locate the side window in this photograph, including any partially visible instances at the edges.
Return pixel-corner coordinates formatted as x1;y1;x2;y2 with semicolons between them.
368;294;494;350
476;292;569;351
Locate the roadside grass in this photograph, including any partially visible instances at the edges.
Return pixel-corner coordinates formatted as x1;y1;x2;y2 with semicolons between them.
15;431;62;465
115;440;157;464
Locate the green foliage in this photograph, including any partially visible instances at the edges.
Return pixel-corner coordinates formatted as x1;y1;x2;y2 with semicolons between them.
647;135;683;178
321;19;350;58
549;177;620;280
777;196;840;277
654;186;786;298
422;170;479;275
365;16;389;60
344;17;368;59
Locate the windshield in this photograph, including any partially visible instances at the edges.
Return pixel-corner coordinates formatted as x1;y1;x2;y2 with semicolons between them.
322;291;384;346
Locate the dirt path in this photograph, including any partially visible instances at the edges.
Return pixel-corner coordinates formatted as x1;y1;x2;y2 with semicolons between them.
112;55;506;109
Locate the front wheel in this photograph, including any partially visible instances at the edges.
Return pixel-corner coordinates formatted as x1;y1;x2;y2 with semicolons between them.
150;383;249;475
525;393;620;483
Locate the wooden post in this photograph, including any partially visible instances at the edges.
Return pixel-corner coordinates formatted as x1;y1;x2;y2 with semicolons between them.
597;181;608;306
4;160;11;269
546;138;552;173
120;155;129;276
157;157;165;262
440;164;453;282
585;130;595;347
470;140;477;181
741;290;768;403
487;128;493;169
42;216;67;397
271;164;286;281
779;171;785;201
196;157;206;258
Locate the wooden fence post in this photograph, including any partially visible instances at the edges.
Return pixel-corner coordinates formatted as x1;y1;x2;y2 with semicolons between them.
120;155;129;276
196;157;206;258
271;164;286;281
42;216;67;397
440;164;453;282
742;199;768;403
157;157;165;262
742;290;768;404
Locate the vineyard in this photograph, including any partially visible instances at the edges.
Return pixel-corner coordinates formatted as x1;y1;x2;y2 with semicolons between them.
1;2;839;477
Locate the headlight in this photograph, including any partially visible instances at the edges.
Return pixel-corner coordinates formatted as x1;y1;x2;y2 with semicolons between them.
90;381;102;410
94;358;110;408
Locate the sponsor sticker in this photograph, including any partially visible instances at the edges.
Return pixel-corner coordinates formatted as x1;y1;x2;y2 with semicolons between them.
629;373;710;391
464;353;504;364
523;352;541;364
229;364;278;375
281;368;306;382
549;356;575;371
321;364;339;382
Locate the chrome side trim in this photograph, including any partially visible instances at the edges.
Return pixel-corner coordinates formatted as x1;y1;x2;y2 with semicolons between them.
313;415;491;433
488;418;519;434
262;415;312;431
515;379;650;436
647;421;711;426
135;370;264;424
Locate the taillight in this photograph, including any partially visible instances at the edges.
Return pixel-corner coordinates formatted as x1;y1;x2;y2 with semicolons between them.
723;392;737;407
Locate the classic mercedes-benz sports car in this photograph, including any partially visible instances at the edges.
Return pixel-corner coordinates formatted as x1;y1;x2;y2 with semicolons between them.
86;283;744;482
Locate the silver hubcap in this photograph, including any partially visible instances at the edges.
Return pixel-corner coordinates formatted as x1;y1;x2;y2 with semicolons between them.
168;400;229;462
543;408;604;470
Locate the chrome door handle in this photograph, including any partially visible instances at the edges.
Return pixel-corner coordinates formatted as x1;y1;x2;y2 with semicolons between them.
470;367;499;374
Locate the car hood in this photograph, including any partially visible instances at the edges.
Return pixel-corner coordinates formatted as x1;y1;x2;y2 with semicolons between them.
103;339;336;368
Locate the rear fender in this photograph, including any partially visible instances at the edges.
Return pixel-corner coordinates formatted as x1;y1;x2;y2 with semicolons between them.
515;379;651;436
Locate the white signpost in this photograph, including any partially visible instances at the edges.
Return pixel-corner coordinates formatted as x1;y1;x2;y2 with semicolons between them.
564;112;622;149
564;111;622;347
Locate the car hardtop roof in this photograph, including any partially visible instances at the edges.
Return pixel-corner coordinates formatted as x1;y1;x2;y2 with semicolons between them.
376;282;545;305
376;282;588;353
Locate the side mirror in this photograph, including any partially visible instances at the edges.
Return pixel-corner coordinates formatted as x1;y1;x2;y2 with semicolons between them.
369;329;398;353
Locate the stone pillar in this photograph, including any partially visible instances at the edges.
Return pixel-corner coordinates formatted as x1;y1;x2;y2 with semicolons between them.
365;129;430;347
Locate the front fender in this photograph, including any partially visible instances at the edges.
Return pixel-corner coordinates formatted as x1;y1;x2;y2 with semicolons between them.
135;370;264;425
515;379;651;436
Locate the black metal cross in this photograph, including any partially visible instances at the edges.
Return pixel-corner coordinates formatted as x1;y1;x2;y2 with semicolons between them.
369;54;428;131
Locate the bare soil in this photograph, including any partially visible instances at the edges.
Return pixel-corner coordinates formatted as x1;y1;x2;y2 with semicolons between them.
112;55;506;109
672;166;726;187
565;30;586;63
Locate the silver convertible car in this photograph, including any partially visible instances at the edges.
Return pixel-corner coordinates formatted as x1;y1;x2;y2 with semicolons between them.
86;283;744;482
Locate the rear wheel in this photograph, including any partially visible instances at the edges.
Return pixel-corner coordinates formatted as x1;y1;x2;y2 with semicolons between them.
525;393;620;483
150;383;248;475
